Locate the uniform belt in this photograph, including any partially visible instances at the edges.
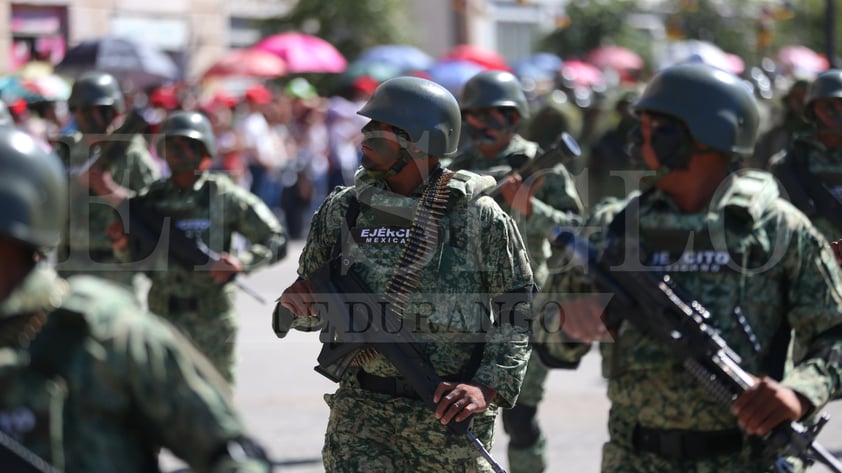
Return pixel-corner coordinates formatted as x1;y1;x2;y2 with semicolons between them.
168;295;199;313
356;371;462;400
632;425;743;461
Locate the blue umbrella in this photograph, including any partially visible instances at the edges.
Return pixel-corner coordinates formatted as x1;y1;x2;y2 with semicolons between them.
425;60;485;96
359;44;434;72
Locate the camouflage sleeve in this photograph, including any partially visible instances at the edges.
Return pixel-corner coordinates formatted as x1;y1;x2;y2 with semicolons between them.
227;186;287;272
297;187;351;278
470;196;534;407
77;283;258;472
526;164;585;236
121;135;160;194
779;213;842;409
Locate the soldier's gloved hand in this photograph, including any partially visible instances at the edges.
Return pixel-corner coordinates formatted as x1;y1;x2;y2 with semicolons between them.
279;277;318;318
731;376;812;436
433;382;497;425
211;252;243;283
831;239;842;265
107;220;129;252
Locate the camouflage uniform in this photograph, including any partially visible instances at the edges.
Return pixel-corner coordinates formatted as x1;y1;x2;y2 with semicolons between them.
57;131;160;293
0;265;269;472
770;133;842;242
536;169;842;472
294;167;534;473
450;134;583;472
118;172;286;384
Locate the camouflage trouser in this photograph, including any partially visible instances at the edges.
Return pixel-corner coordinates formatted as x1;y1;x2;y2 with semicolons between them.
503;355;548;473
602;408;804;473
323;374;499;473
148;283;238;385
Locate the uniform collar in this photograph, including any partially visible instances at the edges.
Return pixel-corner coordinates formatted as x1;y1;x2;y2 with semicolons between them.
0;266;67;319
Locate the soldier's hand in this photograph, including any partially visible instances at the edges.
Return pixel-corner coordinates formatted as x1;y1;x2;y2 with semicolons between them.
280;278;318;318
732;376;812;436
210;252;243;283
80;164;129;205
499;173;544;217
831;239;842;265
558;295;613;343
433;382;496;425
107;220;129;252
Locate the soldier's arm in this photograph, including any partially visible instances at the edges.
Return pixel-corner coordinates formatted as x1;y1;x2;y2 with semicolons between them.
228;186;288;273
470;199;534;408
526;165;585;233
779;213;842;408
102;302;269;472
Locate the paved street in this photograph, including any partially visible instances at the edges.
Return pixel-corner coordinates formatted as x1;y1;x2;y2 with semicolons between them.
164;239;842;472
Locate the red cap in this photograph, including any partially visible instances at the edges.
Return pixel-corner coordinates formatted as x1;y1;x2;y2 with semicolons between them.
149;86;179;110
352;76;379;96
244;84;272;104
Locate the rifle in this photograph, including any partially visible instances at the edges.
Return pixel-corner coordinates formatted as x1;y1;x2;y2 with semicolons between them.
271;257;508;473
54;107;149;177
480;132;581;199
0;428;61;473
118;197;268;304
551;228;842;473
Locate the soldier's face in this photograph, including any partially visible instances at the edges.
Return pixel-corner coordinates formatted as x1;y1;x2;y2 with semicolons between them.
162;136;209;177
360;120;405;171
812;98;842;132
72;105;115;134
464;107;515;146
0;237;33;301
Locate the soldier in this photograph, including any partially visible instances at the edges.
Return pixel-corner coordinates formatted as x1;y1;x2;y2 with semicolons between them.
0;127;270;472
448;70;584;473
751;79;810;170
279;76;534;472
55;72;160;297
109;111;287;385
535;63;842;472
770;70;842;244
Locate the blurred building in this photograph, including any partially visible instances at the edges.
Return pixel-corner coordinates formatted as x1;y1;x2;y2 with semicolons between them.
1;0;583;79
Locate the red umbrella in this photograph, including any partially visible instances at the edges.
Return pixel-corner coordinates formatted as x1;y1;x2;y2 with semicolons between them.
253;32;347;73
442;44;509;71
586;45;644;72
203;48;287;79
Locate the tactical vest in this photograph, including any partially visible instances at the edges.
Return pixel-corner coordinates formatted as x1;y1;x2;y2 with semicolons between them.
601;170;792;380
333;169;498;377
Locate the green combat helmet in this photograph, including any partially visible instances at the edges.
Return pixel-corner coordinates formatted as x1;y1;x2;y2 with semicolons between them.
157;111;217;173
634;63;759;159
358;76;461;157
0;127;67;250
67;71;125;113
460;70;531;119
804;69;842;122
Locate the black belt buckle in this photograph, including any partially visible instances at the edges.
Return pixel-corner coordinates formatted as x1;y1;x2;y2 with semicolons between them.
169;296;199;312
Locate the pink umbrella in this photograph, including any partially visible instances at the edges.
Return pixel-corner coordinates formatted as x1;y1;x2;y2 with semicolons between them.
586;45;643;72
560;60;604;87
441;44;509;71
778;45;829;78
253;32;347;73
203;48;287;79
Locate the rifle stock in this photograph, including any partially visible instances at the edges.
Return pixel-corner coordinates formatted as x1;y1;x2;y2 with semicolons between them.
482;132;581;198
551;228;842;473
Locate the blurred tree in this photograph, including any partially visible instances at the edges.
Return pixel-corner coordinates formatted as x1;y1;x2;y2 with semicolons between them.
773;0;841;65
259;0;416;93
539;0;640;60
